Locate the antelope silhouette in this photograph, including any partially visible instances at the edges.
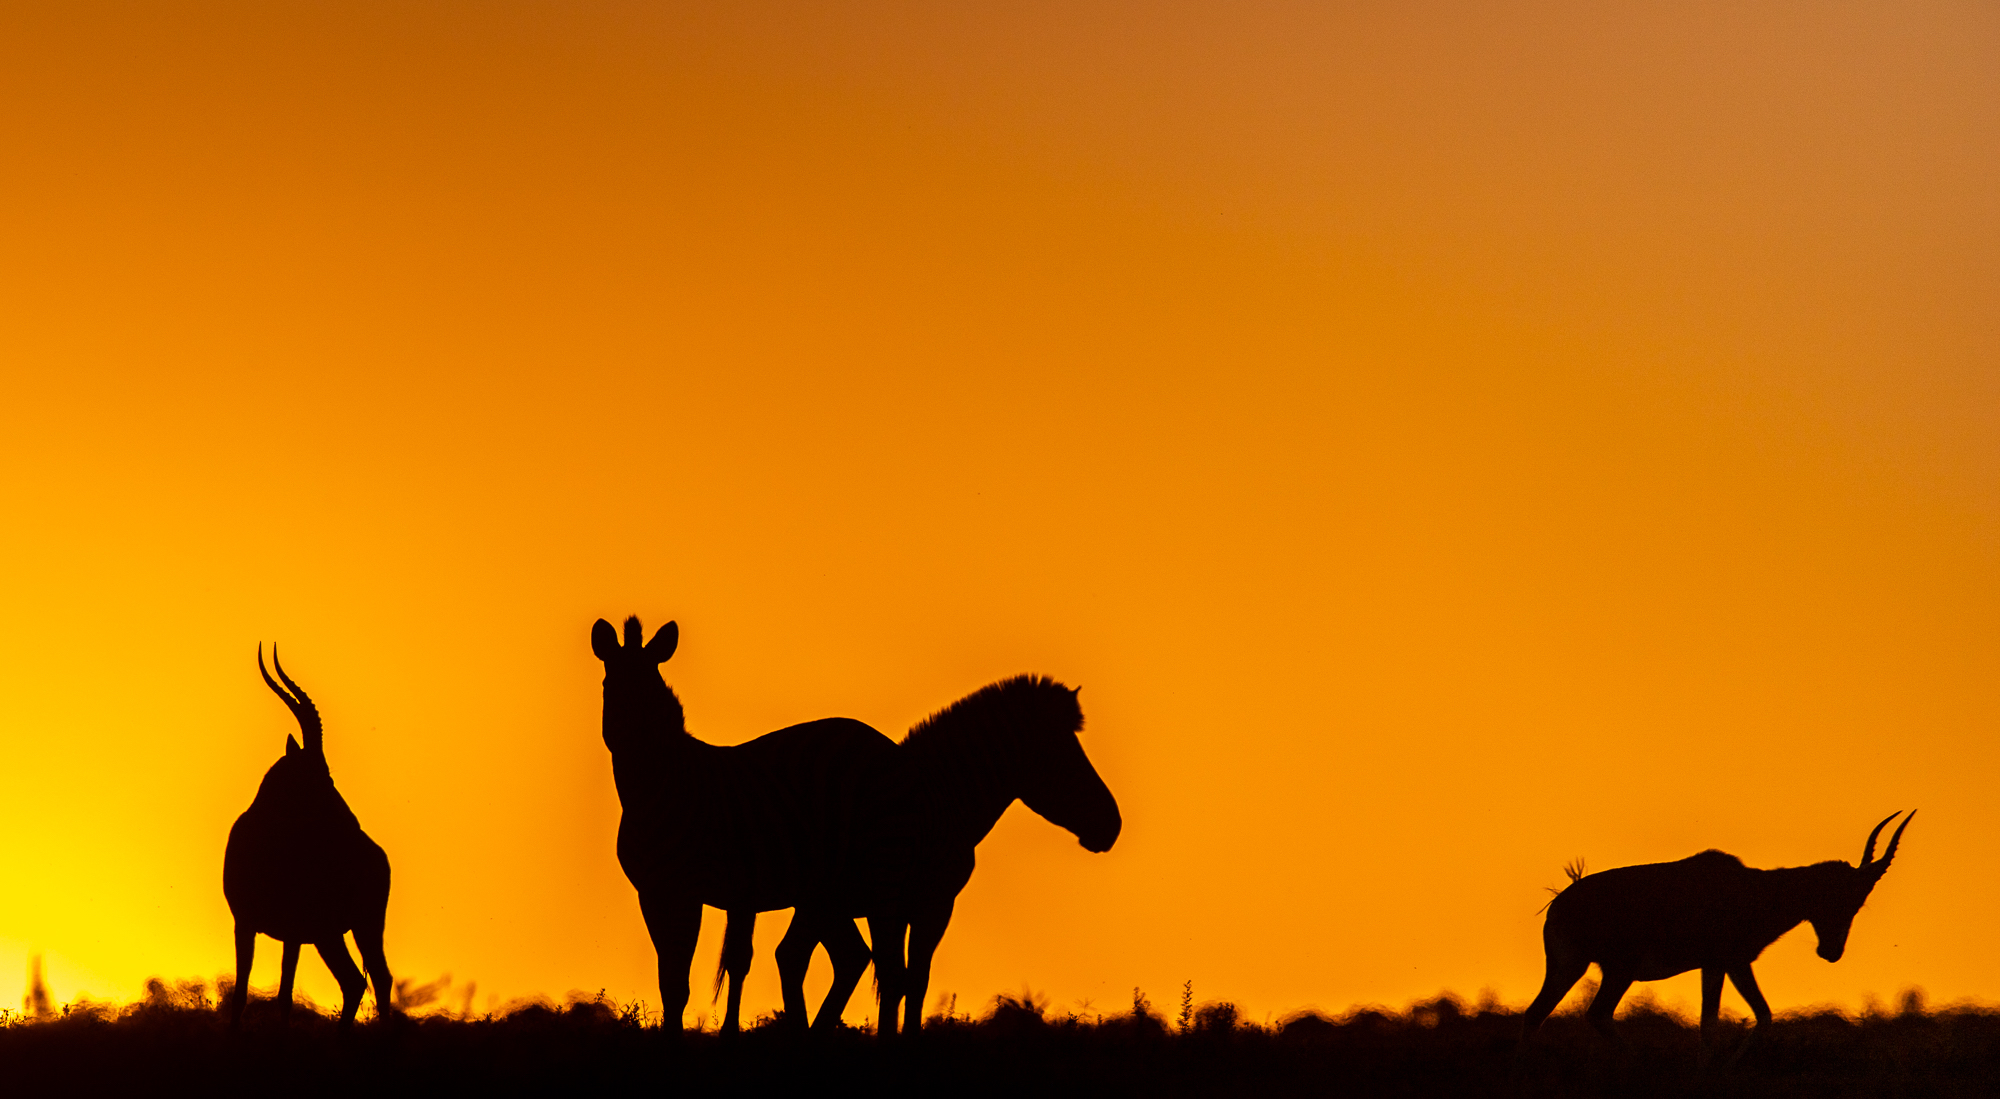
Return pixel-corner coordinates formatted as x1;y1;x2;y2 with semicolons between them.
590;616;895;1034
734;675;1122;1036
1521;810;1915;1064
223;647;394;1029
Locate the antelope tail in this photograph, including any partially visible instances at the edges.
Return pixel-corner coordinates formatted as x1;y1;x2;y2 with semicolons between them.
1536;857;1587;915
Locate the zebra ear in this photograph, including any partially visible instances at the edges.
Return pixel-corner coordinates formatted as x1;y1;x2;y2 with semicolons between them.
645;621;680;664
286;735;301;756
591;619;620;662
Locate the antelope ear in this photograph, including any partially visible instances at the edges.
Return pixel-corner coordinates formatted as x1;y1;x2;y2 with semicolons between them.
591;619;620;661
646;621;680;663
286;735;301;756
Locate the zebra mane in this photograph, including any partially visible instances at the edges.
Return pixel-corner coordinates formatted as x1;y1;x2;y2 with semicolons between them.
903;674;1083;747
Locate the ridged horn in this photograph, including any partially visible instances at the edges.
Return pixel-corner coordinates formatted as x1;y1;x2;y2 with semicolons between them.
1860;811;1899;867
259;644;323;755
1866;810;1915;877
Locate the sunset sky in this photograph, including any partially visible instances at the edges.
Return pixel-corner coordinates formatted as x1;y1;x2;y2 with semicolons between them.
3;2;1996;1028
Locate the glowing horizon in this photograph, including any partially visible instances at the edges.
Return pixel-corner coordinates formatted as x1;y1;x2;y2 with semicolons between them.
3;2;1996;1030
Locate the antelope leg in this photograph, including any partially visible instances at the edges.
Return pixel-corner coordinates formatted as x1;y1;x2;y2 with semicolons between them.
1585;966;1635;1049
229;923;256;1030
1726;964;1773;1065
277;941;302;1024
318;936;367;1029
1698;967;1726;1071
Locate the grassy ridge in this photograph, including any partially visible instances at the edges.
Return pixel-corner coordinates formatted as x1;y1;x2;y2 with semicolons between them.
4;984;1998;1097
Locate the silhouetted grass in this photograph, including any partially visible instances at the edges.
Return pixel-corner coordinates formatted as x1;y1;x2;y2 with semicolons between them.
4;983;1998;1097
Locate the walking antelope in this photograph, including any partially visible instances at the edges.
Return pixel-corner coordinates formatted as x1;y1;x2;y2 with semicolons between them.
733;675;1123;1036
590;616;895;1034
1521;811;1915;1063
223;648;394;1029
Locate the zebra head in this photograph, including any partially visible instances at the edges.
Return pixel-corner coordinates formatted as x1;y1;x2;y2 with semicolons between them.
591;615;685;752
1010;682;1122;854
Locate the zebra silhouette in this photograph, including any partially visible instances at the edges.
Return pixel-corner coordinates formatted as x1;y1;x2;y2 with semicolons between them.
590;615;895;1034
728;675;1123;1035
1522;811;1915;1065
223;647;394;1029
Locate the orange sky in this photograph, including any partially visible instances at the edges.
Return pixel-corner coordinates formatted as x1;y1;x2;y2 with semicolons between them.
3;2;1997;1027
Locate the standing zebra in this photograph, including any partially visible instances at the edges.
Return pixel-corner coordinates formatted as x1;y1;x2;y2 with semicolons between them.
733;675;1123;1035
223;647;394;1029
590;616;895;1033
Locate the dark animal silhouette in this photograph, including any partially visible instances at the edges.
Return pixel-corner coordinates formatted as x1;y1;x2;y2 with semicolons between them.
730;675;1122;1035
1521;810;1915;1063
223;647;393;1029
590;616;895;1034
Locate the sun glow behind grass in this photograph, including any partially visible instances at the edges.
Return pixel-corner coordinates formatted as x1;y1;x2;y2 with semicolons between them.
7;975;2000;1098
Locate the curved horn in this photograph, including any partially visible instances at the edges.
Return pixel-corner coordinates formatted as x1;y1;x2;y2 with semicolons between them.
259;644;323;755
258;643;294;708
1870;810;1916;876
1861;810;1903;868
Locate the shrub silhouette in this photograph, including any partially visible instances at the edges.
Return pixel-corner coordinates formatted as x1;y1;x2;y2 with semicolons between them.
7;979;1999;1097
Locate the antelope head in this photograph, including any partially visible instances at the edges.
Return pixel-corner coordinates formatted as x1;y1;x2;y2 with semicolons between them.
590;615;684;752
1808;810;1915;962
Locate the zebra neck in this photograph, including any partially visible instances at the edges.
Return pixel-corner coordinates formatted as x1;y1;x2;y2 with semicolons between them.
906;737;1017;846
608;735;698;799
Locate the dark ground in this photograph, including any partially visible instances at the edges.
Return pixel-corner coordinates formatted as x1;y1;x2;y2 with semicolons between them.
4;986;1997;1097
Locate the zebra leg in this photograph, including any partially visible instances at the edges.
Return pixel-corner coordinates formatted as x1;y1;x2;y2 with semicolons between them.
718;909;755;1036
318;936;367;1029
229;922;256;1030
865;913;908;1038
815;916;872;1033
353;911;395;1022
773;909;819;1033
277;940;302;1024
638;890;702;1036
901;897;955;1034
